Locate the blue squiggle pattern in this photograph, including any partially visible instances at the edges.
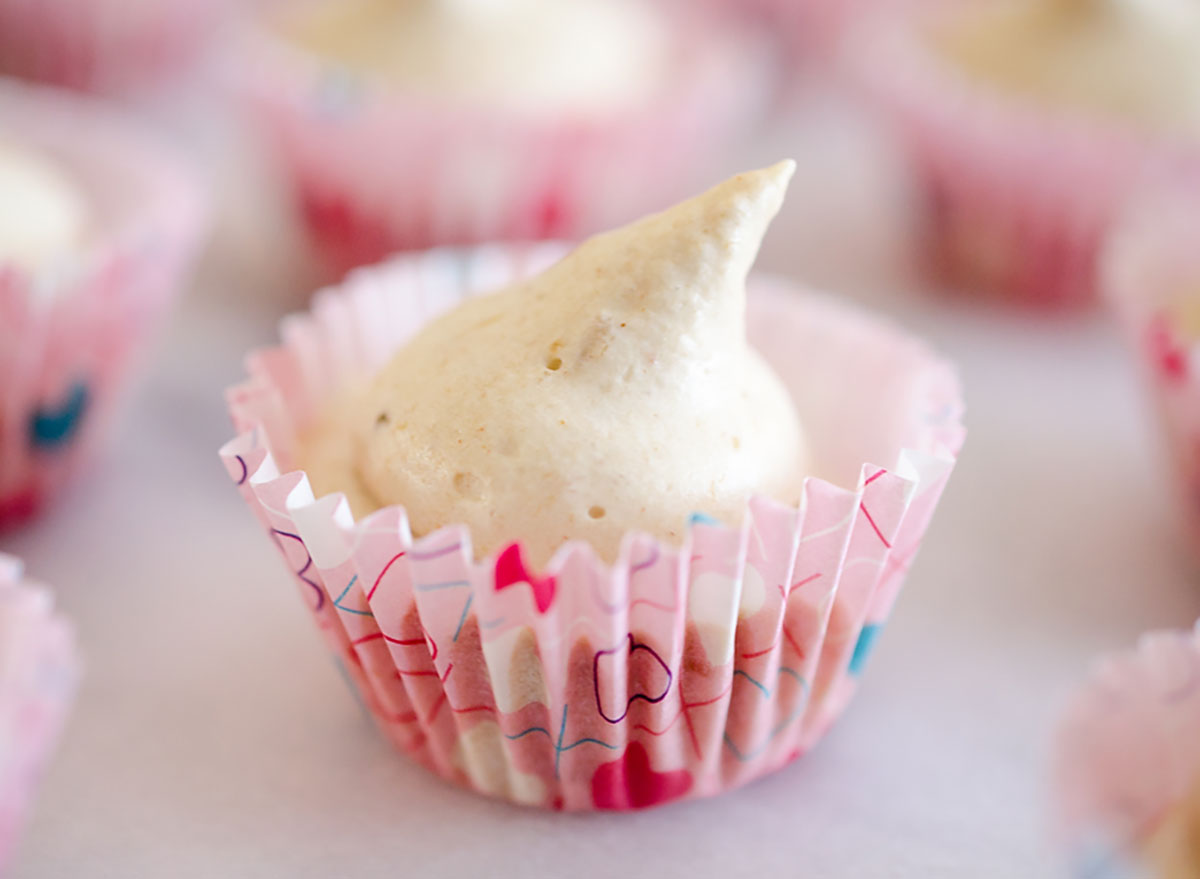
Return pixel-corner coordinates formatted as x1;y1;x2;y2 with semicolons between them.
722;667;810;763
334;575;374;617
452;595;474;643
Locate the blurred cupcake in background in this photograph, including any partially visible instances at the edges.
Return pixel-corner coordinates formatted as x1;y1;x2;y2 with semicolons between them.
0;79;207;528
235;0;773;280
705;0;904;67
1055;621;1200;878
220;164;963;810
0;0;230;92
844;0;1200;307
0;554;78;872
1104;161;1200;551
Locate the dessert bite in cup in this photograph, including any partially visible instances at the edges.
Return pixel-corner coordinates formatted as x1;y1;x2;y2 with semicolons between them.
843;0;1200;306
1055;621;1200;878
0;79;207;527
1103;162;1200;551
0;554;79;872
0;0;229;92
221;162;964;810
236;0;771;279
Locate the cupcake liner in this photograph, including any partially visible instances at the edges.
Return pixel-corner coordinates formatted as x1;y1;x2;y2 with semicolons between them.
0;554;79;872
1054;622;1200;876
706;0;885;65
841;7;1172;307
0;0;227;91
219;243;964;810
234;6;772;280
1103;163;1200;548
0;80;207;527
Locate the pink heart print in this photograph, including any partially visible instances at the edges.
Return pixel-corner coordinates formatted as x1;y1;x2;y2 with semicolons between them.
591;741;693;809
494;543;557;613
1147;312;1188;383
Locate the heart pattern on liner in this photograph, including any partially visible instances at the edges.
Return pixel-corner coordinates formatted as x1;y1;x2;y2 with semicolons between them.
1147;313;1188;383
590;741;693;810
494;543;557;614
592;633;672;723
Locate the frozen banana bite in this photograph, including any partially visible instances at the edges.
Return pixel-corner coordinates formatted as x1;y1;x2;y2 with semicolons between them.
933;0;1200;136
0;140;87;273
270;0;669;113
302;162;809;565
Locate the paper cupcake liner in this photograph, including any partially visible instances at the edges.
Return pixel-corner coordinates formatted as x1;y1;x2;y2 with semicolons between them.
0;0;226;91
841;8;1171;308
1103;162;1200;549
0;554;80;872
219;243;964;810
1054;621;1200;877
235;7;772;280
0;80;207;528
706;0;883;64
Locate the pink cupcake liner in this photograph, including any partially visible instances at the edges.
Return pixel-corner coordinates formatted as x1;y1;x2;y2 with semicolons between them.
0;554;79;872
841;6;1176;308
234;6;772;280
1104;163;1200;548
0;0;228;91
0;80;207;528
1054;621;1200;876
218;243;964;810
706;0;895;65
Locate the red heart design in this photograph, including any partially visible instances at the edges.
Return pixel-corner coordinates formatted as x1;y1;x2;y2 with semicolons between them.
591;741;693;810
1147;314;1188;383
494;543;557;613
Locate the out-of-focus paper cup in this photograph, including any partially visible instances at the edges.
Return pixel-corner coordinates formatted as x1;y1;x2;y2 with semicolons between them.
219;243;964;810
842;5;1178;308
234;5;773;281
0;80;207;528
1104;163;1200;550
1055;622;1200;877
709;0;901;65
0;0;228;92
0;554;79;872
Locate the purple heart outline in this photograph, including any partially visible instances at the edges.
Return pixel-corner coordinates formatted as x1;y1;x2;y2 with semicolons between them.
593;633;672;724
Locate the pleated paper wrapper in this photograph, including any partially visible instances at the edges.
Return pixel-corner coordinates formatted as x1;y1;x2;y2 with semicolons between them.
220;244;964;810
842;6;1181;308
1055;622;1200;878
0;0;227;91
0;80;207;528
235;7;772;280
0;555;79;873
1104;162;1200;550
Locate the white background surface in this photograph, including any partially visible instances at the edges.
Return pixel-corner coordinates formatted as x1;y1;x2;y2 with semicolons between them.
4;86;1200;879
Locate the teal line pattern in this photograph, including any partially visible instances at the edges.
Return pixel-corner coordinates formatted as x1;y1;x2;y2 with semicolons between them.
849;624;883;676
333;656;372;721
452;595;474;643
553;704;619;777
333;576;374;617
722;667;810;763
